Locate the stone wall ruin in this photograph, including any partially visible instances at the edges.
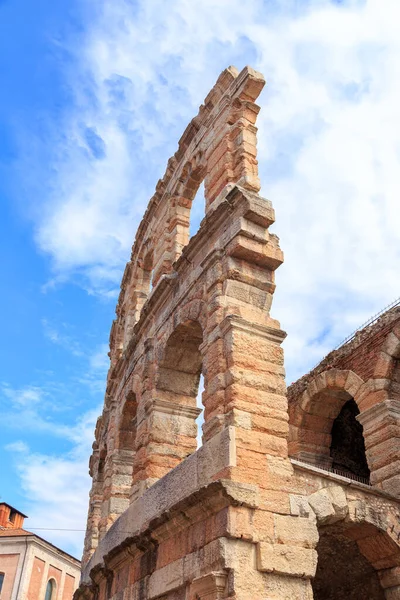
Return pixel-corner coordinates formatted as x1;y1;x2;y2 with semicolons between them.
75;67;400;600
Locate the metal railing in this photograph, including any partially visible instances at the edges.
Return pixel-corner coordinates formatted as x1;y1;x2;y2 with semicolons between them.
305;296;400;375
292;457;371;486
333;296;400;351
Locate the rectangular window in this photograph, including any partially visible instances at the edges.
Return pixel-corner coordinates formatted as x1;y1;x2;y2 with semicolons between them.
0;572;5;593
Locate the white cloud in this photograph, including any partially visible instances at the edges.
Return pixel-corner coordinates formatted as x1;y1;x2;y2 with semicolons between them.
7;409;98;558
2;384;45;407
1;349;108;557
25;0;400;382
12;0;400;552
42;319;84;357
5;440;30;453
89;343;110;372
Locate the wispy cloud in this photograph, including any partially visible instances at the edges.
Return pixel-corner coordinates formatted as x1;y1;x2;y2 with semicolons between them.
2;384;44;407
9;0;400;555
5;409;98;557
19;0;399;382
5;440;30;453
1;336;108;435
1;346;107;557
41;318;84;357
88;343;109;372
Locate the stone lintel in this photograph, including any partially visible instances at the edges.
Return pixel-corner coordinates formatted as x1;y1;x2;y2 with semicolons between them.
144;398;201;420
219;313;286;345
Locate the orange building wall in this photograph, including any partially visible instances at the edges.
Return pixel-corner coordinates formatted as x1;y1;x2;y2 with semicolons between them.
63;573;77;600
27;556;45;600
0;553;20;599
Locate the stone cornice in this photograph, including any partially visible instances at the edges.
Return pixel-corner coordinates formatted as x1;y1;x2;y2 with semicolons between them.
219;314;286;345
357;399;400;428
144;398;201;419
83;478;258;585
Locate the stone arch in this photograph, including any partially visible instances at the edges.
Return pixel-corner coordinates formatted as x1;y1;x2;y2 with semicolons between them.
116;391;138;451
353;325;400;497
130;319;205;500
157;320;203;400
308;486;400;599
171;157;207;247
109;66;265;365
120;246;155;351
289;369;368;472
156;318;204;445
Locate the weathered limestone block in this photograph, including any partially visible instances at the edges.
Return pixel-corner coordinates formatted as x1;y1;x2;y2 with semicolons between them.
308;486;348;525
289;495;311;518
273;514;318;548
256;542;318;578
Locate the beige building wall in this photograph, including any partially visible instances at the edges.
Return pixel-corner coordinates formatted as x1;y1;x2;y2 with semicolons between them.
0;535;80;600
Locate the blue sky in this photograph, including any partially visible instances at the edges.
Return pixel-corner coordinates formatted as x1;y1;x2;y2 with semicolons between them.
1;0;399;558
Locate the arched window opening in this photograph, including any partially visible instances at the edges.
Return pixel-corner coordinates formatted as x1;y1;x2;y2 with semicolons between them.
142;250;154;293
97;446;107;481
158;320;204;453
158;321;203;398
313;526;385;600
44;578;56;600
118;392;137;450
196;374;205;449
330;399;370;481
189;182;205;239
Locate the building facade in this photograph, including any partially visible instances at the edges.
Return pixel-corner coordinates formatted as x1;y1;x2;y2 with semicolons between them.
0;503;80;600
75;66;400;600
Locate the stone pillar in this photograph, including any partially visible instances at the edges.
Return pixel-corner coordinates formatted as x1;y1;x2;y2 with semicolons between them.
131;399;201;502
82;448;104;562
357;399;400;497
102;450;134;524
204;67;265;207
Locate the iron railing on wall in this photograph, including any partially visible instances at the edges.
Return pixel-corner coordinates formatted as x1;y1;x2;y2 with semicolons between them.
305;296;400;375
333;296;400;351
291;457;372;487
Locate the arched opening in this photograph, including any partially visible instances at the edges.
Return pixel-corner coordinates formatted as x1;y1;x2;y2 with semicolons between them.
289;374;371;482
330;398;370;480
118;392;137;450
97;446;106;479
189;181;205;239
141;249;154;293
157;320;204;452
196;373;205;448
44;578;56;600
158;321;203;400
313;525;385;600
